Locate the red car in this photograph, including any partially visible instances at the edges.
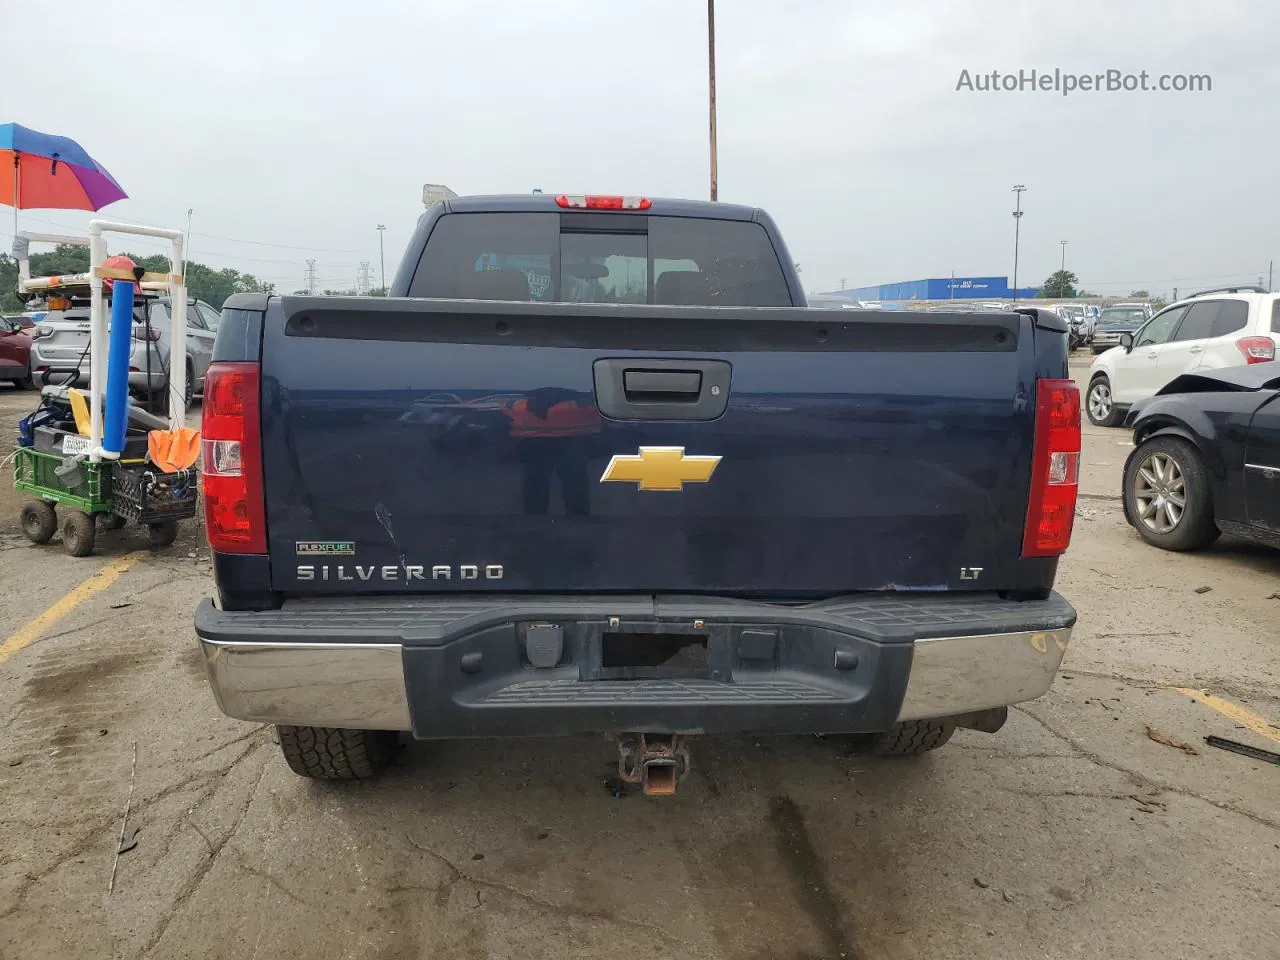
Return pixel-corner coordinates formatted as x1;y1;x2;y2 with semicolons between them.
1;316;34;389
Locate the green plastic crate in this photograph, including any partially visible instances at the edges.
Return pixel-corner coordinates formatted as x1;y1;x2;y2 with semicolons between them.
13;446;113;513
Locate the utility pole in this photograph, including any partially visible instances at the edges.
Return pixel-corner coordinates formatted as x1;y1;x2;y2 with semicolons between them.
1011;184;1026;302
1059;239;1068;272
840;276;847;291
304;259;317;296
707;0;718;201
185;208;193;266
357;261;373;295
376;224;387;291
1269;259;1274;292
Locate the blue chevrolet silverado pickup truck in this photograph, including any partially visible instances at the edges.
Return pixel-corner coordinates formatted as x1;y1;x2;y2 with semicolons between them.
194;192;1079;794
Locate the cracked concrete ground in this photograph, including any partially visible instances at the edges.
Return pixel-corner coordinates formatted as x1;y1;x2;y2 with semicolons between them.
1;360;1278;960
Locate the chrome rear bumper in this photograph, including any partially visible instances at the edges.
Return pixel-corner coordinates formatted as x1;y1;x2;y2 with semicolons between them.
895;628;1070;720
197;596;1072;735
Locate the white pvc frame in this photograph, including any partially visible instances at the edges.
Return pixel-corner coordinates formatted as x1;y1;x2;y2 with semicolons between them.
86;220;188;461
14;224;189;459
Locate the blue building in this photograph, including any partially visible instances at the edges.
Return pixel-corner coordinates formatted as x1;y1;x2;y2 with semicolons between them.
834;276;1041;301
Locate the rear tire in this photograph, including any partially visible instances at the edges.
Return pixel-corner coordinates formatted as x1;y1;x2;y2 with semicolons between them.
147;519;179;547
850;720;956;756
277;725;397;780
61;510;96;557
20;501;57;544
12;371;35;390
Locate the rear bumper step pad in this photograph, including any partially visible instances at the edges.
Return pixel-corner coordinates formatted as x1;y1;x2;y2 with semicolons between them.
195;592;1076;737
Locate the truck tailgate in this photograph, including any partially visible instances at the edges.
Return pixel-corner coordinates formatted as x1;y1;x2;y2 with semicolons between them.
259;298;1045;596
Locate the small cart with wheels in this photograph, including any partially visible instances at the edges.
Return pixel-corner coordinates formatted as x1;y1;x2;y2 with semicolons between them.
15;447;113;557
14;447;198;557
12;220;199;556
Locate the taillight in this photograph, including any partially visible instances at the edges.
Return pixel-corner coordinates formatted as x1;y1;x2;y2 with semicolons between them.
554;194;652;210
201;361;267;553
30;325;51;340
1236;336;1275;364
132;325;161;342
1022;378;1081;557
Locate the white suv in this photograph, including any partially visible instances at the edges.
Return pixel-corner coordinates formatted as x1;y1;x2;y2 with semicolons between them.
1086;287;1280;427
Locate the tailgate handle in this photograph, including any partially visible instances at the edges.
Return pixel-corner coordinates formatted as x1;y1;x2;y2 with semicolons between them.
624;369;702;400
594;358;731;421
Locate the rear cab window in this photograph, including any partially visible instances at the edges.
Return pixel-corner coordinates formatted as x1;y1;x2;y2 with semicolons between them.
407;212;792;307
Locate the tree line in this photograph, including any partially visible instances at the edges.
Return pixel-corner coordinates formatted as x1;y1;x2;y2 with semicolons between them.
0;244;277;313
1039;269;1160;304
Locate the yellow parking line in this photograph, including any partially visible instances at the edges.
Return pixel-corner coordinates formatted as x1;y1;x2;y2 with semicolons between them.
1172;687;1280;744
0;551;148;666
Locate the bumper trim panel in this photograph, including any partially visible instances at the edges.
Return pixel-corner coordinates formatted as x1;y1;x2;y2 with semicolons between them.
897;627;1070;721
198;639;411;730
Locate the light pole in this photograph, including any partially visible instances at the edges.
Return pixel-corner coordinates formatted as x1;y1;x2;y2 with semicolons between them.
707;0;717;201
1011;184;1026;302
1059;239;1068;273
376;224;386;292
185;208;193;265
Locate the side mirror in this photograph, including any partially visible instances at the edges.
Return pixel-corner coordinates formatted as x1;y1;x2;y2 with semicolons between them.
1119;333;1134;351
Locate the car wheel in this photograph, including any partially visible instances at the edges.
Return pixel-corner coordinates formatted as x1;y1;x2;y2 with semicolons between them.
1123;436;1219;551
20;501;57;544
1086;376;1123;427
12;371;35;390
184;362;195;410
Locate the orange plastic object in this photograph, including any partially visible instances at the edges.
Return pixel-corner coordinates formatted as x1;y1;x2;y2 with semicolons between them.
102;254;141;292
147;427;200;472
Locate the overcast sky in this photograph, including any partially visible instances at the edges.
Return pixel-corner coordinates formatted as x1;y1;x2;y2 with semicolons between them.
5;0;1276;297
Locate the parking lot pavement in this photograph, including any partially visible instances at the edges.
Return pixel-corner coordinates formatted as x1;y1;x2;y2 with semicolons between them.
1;378;1277;960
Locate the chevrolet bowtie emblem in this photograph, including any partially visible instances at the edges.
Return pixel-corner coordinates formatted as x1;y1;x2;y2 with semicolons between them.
600;446;722;492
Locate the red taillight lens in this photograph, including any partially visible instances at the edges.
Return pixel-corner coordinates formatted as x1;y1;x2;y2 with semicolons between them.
1022;378;1081;557
201;361;267;553
1236;336;1275;364
554;194;652;210
132;325;161;342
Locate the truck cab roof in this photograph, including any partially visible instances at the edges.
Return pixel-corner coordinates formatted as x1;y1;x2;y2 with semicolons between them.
435;193;767;222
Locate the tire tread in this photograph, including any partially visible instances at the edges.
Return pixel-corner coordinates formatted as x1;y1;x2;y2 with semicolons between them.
872;719;955;756
276;725;394;780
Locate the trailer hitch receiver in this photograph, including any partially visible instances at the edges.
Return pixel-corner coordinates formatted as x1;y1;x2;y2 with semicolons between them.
617;734;690;797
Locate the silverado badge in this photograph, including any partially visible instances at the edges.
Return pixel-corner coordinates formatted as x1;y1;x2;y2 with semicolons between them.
600;446;722;492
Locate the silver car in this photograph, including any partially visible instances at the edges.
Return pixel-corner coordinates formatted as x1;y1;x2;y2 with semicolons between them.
28;295;219;409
